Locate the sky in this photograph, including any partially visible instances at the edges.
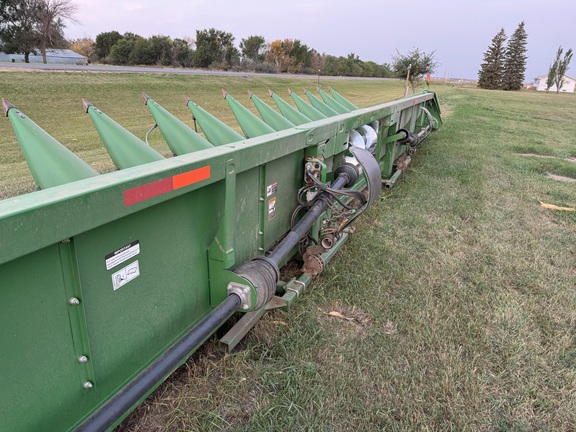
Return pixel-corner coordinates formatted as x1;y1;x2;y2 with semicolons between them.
66;0;574;82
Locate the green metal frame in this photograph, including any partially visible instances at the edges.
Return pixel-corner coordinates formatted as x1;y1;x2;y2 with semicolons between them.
0;89;441;431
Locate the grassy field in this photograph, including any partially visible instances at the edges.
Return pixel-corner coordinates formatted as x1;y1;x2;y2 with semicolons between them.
1;72;575;431
0;71;401;198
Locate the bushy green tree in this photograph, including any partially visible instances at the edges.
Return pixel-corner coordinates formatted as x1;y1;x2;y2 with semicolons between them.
392;48;438;93
478;28;507;89
289;39;312;71
502;21;527;91
193;28;235;68
171;38;191;67
224;44;240;69
129;36;155;65
94;30;122;61
322;54;390;78
109;37;134;65
149;35;173;66
240;35;265;61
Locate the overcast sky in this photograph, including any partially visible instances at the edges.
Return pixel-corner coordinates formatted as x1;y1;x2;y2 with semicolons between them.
66;0;573;81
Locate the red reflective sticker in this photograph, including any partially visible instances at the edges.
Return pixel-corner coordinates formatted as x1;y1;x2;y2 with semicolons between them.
123;165;211;206
123;177;173;206
173;166;211;190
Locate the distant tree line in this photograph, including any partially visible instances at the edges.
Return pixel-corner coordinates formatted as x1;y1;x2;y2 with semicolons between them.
72;29;393;77
1;1;439;83
478;22;528;91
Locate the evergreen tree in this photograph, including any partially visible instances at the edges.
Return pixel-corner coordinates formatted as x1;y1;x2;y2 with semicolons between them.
478;28;507;89
502;21;528;91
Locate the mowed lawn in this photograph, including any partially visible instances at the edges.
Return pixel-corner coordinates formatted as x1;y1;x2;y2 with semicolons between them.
1;72;575;431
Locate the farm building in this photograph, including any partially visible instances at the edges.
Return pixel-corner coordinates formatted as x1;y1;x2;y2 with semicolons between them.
0;49;86;65
533;74;576;92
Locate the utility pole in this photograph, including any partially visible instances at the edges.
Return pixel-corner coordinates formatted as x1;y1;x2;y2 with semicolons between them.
404;64;412;97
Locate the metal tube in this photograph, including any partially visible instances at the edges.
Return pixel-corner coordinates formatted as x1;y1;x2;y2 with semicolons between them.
77;294;241;432
417;125;431;138
267;174;349;266
384;169;403;188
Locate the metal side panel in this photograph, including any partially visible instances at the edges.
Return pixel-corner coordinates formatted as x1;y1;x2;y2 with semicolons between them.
0;184;225;432
0;246;84;431
262;151;303;251
74;185;221;391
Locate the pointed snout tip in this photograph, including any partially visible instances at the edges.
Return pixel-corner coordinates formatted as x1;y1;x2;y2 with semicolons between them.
2;98;16;117
81;98;93;113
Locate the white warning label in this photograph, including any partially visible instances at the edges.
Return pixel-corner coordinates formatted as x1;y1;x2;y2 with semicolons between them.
268;197;277;221
105;241;140;270
266;181;278;197
112;260;140;291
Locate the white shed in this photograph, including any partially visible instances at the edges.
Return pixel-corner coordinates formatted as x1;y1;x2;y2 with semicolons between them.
534;74;576;93
0;49;86;65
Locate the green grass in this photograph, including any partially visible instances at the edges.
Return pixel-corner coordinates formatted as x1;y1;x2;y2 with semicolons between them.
1;72;575;431
120;85;574;431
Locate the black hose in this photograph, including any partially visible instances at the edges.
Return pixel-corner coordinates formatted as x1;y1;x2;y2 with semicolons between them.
76;294;241;432
267;174;349;266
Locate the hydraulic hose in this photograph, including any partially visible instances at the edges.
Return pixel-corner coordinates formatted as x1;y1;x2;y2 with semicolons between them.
76;294;241;432
267;174;349;266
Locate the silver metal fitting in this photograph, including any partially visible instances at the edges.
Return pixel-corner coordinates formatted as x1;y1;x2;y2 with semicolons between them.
83;381;93;390
68;297;80;305
78;355;88;363
227;282;252;311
